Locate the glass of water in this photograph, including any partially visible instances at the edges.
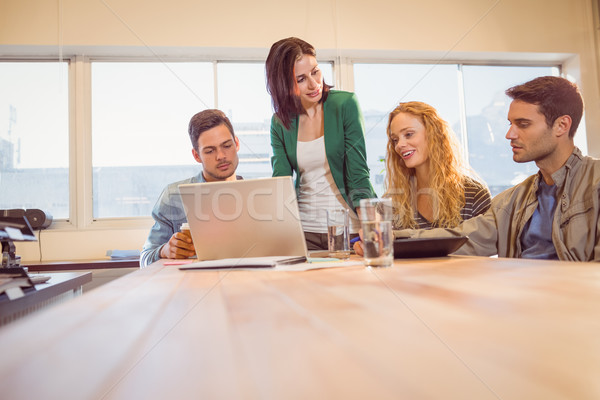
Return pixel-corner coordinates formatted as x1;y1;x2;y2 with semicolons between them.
359;198;394;267
326;209;351;259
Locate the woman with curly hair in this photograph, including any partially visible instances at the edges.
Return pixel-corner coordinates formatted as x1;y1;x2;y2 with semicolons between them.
384;101;491;230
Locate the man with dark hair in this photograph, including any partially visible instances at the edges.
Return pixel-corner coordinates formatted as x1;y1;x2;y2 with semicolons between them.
140;109;242;267
358;76;600;261
504;76;583;139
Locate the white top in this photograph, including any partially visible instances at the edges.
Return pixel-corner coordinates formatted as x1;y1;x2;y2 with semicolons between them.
296;136;358;233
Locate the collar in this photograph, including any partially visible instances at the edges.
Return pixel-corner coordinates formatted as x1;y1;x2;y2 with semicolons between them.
197;172;243;183
194;171;206;183
545;147;582;189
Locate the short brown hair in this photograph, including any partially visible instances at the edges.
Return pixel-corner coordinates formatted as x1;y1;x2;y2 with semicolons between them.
505;76;584;138
188;109;235;152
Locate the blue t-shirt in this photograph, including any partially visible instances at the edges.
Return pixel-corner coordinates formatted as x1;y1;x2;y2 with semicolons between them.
520;180;559;259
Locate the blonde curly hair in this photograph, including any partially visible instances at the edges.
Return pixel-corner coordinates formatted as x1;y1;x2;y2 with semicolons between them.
384;101;468;228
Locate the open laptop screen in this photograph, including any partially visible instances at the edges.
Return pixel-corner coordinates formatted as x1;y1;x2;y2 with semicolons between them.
179;176;308;261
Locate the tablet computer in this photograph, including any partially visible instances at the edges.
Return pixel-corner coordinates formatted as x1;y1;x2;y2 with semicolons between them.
393;236;468;258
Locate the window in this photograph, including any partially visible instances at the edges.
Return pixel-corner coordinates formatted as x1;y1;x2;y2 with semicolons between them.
0;61;69;219
1;56;582;225
91;60;333;218
216;62;274;181
353;63;566;196
354;63;461;195
91;61;214;218
462;65;559;194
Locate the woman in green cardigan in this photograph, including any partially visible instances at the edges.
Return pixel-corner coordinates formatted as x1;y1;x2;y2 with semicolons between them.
265;37;376;250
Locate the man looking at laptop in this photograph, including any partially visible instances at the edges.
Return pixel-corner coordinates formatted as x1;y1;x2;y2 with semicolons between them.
356;76;600;261
140;109;242;267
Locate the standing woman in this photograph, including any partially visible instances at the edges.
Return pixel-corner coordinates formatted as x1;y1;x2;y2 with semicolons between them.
265;37;376;250
385;101;491;230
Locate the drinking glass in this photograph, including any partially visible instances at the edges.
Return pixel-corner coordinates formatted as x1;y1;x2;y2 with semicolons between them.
326;209;351;259
359;198;394;267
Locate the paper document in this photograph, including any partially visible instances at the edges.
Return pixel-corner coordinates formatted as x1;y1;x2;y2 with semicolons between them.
179;256;306;270
276;259;363;271
178;257;363;271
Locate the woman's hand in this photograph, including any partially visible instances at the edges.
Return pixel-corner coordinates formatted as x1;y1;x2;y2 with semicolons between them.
352;229;364;256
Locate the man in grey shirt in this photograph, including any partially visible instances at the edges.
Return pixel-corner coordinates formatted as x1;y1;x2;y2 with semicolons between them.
140;109;242;267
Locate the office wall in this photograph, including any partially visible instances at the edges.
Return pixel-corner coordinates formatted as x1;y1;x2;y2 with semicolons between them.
2;0;600;261
0;1;596;53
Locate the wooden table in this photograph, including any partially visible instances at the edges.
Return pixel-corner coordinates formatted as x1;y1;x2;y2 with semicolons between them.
0;271;92;326
0;256;599;399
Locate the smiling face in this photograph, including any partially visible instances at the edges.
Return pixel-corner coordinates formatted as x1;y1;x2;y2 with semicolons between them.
506;100;557;164
294;54;323;108
192;124;240;182
389;112;430;172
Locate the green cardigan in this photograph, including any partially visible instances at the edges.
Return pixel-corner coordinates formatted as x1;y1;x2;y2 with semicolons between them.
270;90;376;211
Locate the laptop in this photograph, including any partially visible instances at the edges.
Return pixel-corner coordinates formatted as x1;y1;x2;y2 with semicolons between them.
178;176;308;262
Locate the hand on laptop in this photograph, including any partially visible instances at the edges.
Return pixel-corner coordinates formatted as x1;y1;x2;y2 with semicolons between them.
160;232;196;259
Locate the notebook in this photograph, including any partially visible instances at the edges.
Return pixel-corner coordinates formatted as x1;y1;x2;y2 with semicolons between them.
178;176;308;262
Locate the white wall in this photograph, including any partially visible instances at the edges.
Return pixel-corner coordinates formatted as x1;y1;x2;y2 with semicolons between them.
2;0;599;261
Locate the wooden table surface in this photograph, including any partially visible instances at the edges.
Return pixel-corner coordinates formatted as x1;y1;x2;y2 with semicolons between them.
0;256;599;400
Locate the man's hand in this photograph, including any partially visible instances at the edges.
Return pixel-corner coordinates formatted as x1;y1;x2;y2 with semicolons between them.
160;231;196;259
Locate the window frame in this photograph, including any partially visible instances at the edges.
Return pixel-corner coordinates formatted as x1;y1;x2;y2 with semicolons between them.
2;51;578;232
